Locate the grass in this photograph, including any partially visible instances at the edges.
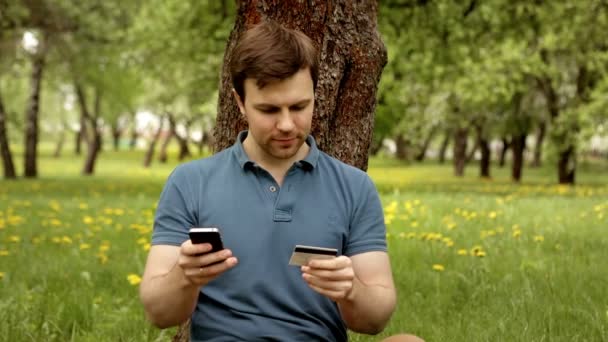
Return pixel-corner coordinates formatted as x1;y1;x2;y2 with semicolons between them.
1;146;607;341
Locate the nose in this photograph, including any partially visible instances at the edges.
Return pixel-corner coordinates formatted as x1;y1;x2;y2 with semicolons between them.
276;108;295;132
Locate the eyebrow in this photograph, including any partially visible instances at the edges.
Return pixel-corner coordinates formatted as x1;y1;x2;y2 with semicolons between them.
253;99;312;110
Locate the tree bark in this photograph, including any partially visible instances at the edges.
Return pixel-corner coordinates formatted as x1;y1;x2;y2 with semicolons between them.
111;123;122;151
530;121;545;168
453;127;468;177
143;116;164;168
557;145;576;184
214;0;387;171
475;124;491;179
75;112;86;155
466;139;479;163
498;137;509;167
0;89;16;179
394;134;410;161
414;125;438;162
53;125;65;158
75;84;102;176
511;134;526;182
24;52;46;178
438;129;450;164
158;132;173;163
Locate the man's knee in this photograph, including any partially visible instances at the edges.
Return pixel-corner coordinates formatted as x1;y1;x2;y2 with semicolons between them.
381;334;425;342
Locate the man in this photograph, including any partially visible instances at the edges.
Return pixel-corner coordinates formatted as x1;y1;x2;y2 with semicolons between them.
140;21;422;342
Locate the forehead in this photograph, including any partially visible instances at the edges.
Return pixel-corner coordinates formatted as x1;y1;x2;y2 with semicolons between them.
244;68;314;106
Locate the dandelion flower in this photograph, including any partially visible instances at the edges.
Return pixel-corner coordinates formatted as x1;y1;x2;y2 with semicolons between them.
127;274;142;285
457;249;468;256
0;272;4;280
80;243;91;250
534;235;544;242
0;250;9;256
432;264;445;272
512;230;521;238
8;235;20;243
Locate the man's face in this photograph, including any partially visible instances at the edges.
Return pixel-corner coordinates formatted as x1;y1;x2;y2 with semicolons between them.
234;68;314;162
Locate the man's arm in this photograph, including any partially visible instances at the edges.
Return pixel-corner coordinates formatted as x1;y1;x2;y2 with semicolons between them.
302;251;396;334
139;242;238;328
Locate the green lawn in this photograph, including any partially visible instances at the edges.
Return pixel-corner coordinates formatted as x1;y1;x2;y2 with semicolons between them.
1;148;607;341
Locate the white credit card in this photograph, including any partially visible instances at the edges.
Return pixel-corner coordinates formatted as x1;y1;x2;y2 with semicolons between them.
288;245;338;266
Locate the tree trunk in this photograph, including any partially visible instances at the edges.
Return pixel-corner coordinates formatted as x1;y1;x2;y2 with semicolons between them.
438;130;450;164
476;125;491;179
158;132;173;163
129;111;138;150
75;112;86;155
214;0;387;171
414;125;438;162
557;145;576;184
511;134;526;182
112;123;121;151
394;134;410;161
466;139;479;163
0;89;16;179
75;84;102;176
498;137;509;167
453;127;468;177
531;121;545;168
53;127;65;158
24;52;46;178
143;117;164;168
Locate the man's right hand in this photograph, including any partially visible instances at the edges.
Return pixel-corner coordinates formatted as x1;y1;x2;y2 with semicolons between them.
178;240;238;287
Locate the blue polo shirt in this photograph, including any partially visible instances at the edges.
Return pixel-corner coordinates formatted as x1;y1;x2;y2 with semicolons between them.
152;131;387;341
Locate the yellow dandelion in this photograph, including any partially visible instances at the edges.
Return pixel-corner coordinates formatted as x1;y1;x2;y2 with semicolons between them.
143;243;151;251
80;243;91;250
0;272;4;280
447;223;457;230
457;249;468;256
127;274;142;286
83;216;94;224
8;235;20;243
0;250;9;256
79;203;89;210
114;209;125;216
407;232;416;239
474;250;486;257
97;253;108;264
432;264;445;272
512;230;521;238
488;211;497;219
61;236;73;244
534;235;544;242
398;232;406;239
99;245;110;252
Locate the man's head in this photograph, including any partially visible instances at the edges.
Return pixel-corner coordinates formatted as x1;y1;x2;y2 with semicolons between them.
229;20;319;101
229;21;319;165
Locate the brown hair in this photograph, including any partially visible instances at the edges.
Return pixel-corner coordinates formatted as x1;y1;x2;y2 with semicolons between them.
230;20;319;100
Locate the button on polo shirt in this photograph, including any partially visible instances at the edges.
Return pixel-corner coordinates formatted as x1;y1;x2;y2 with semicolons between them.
152;131;387;342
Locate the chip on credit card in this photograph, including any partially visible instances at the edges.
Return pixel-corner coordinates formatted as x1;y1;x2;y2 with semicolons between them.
288;245;339;266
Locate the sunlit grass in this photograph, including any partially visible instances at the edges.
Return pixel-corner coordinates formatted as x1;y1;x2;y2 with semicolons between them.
1;146;607;341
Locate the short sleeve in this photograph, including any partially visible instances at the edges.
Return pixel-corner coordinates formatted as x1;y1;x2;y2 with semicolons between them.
151;166;197;246
344;174;387;256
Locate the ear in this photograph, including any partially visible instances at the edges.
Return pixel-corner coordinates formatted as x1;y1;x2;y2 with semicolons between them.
232;88;246;116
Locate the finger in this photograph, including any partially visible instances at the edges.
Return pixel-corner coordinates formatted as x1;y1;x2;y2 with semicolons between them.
302;273;353;293
306;282;346;301
182;240;213;256
197;256;238;278
198;249;233;267
307;256;351;270
302;267;354;281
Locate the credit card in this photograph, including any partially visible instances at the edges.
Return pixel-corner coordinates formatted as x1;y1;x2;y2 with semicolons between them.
288;245;338;266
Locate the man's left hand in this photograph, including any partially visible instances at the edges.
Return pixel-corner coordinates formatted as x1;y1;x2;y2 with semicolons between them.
301;256;357;303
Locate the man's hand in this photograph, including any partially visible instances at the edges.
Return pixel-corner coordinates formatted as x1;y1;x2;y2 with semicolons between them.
178;240;238;287
301;256;357;303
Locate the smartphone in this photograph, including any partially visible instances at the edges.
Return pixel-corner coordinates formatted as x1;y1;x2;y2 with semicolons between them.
188;227;224;253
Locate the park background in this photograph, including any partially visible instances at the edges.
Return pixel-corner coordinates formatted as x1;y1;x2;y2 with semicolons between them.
1;1;607;341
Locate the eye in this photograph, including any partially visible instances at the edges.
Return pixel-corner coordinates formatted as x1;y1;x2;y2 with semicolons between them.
260;108;279;114
290;106;305;112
